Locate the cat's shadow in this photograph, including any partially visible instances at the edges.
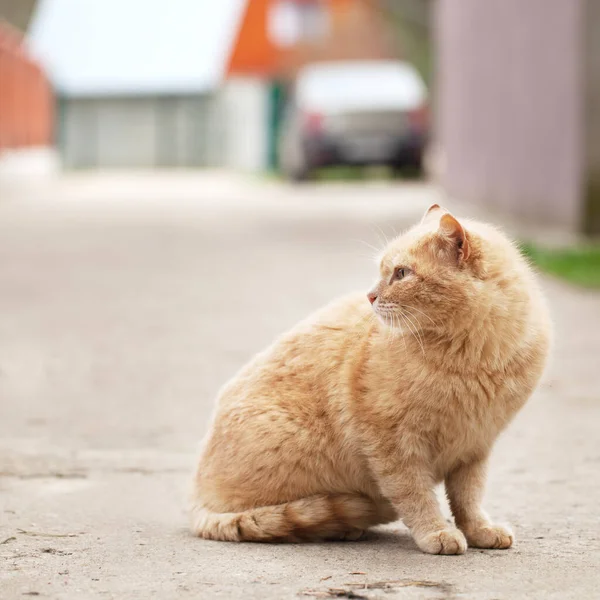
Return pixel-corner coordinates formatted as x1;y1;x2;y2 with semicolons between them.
184;526;418;552
346;529;417;551
327;528;416;551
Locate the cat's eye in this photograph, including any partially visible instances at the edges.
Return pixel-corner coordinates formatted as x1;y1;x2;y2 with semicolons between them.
394;267;408;280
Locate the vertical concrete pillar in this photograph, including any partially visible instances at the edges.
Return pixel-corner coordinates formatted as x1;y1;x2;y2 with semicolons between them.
583;0;600;234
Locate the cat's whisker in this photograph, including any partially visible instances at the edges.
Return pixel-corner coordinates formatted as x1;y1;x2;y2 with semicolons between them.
399;310;425;357
401;312;422;356
352;238;383;256
385;316;393;347
401;307;428;346
351;310;375;332
368;225;386;251
387;314;399;347
400;304;437;326
394;313;407;353
393;314;400;349
396;311;410;341
362;314;376;332
374;223;390;247
370;223;390;250
405;311;426;355
353;253;382;262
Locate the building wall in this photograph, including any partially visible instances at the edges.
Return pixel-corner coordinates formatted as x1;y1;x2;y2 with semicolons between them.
216;77;270;171
60;96;219;169
0;21;53;151
276;0;396;77
227;0;396;81
583;0;600;233
435;0;583;231
59;88;269;171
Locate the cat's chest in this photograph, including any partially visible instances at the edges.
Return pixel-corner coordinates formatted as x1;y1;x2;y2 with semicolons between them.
395;366;513;446
413;371;519;474
430;402;498;472
363;357;526;469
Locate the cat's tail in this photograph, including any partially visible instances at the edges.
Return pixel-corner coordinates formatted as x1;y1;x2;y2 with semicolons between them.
191;493;388;542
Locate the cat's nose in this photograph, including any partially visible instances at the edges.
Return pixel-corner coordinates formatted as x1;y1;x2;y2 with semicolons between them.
367;292;377;305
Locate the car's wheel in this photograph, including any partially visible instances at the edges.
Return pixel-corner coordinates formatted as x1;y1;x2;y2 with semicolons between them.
282;146;314;183
289;165;312;183
392;157;424;180
287;154;316;183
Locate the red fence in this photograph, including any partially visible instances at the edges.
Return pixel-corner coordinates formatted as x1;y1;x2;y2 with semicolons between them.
0;21;53;151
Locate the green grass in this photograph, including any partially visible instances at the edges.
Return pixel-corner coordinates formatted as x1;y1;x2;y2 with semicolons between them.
520;242;600;288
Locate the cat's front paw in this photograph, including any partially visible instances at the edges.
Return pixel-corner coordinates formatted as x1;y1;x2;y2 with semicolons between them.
415;528;467;555
463;523;514;549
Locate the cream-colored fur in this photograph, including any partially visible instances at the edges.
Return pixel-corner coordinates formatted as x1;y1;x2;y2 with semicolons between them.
191;206;551;554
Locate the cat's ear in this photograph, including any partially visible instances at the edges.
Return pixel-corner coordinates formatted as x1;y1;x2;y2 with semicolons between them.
421;203;445;224
439;213;470;261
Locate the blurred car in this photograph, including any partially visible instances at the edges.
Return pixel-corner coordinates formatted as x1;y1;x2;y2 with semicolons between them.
278;60;428;181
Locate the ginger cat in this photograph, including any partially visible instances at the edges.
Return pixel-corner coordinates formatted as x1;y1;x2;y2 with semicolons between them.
191;205;551;554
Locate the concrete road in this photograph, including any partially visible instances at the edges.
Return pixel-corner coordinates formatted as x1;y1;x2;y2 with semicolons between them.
1;173;599;599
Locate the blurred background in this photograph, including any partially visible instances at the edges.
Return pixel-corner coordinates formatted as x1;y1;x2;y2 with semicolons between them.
1;0;599;235
1;2;599;599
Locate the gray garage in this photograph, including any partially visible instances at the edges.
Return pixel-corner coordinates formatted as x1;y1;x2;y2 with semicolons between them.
28;0;256;170
57;95;220;169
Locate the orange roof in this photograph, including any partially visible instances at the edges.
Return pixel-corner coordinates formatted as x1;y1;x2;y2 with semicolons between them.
226;0;388;79
226;0;277;77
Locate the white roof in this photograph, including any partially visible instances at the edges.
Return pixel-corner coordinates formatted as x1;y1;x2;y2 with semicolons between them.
28;0;246;97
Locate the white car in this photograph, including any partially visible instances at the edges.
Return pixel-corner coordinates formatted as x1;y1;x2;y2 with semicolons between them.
279;60;429;181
